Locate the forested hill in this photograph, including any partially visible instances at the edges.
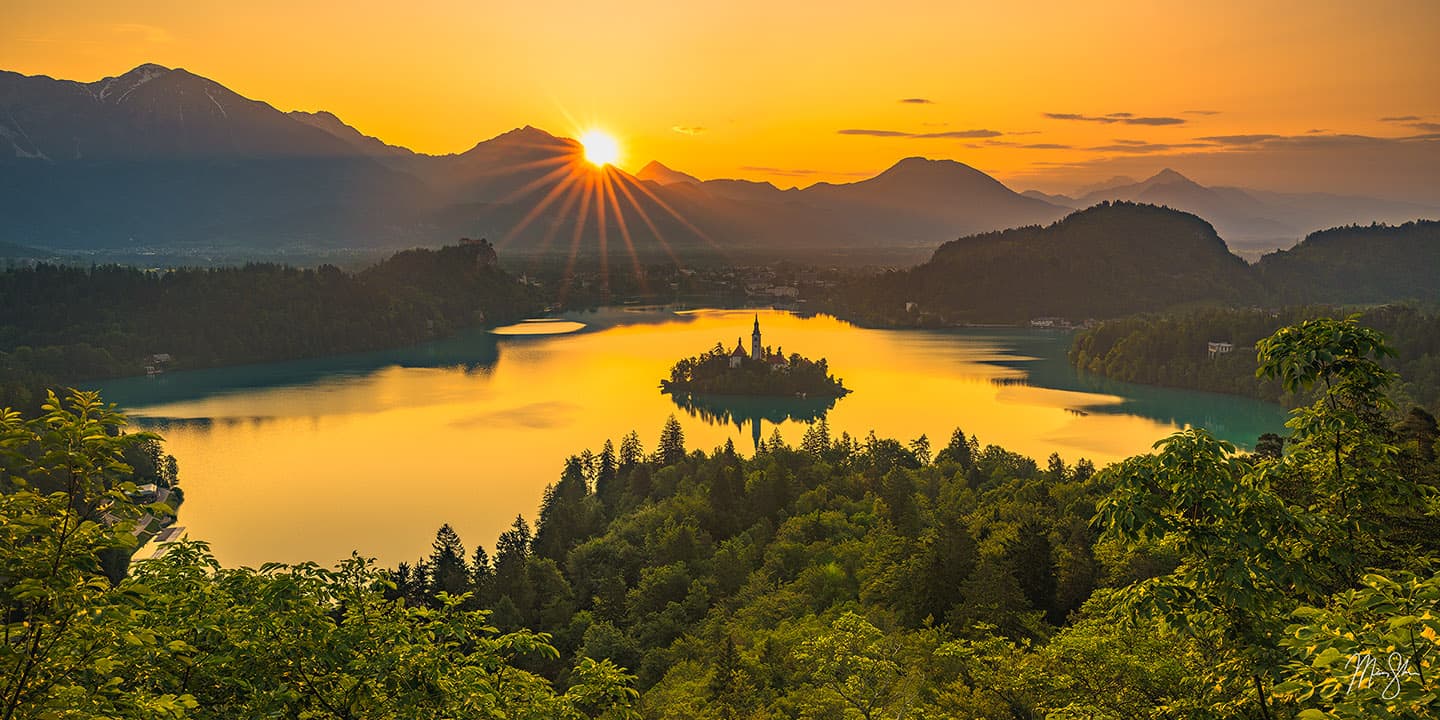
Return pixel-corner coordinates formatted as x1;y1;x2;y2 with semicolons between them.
1071;304;1440;413
829;201;1259;324
1256;220;1440;304
829;203;1439;326
0;240;539;409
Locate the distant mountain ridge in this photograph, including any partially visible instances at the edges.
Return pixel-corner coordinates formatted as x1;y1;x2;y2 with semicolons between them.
0;63;1068;256
1032;168;1439;253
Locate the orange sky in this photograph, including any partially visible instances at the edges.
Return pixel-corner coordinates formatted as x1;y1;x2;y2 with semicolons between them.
4;0;1439;197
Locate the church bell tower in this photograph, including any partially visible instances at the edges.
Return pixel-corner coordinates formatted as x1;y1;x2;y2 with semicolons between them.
751;315;762;361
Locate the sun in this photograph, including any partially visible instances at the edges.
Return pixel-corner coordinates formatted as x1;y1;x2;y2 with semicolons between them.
580;129;620;167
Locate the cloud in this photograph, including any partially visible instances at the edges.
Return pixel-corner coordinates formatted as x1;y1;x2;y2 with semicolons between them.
671;126;706;135
899;98;934;104
1045;112;1186;126
1184;110;1222;116
1196;134;1283;145
915;129;1002;138
838;128;1002;139
838;128;911;137
1021;143;1072;150
1380;115;1422;122
1088;142;1215;153
1408;122;1440;132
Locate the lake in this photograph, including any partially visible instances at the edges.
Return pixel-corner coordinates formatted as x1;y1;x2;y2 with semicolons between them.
95;307;1287;567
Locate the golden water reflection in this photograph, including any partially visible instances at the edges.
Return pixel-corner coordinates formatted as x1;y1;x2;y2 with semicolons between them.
100;308;1284;568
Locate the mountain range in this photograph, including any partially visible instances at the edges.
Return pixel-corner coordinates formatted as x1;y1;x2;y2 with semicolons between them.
2;63;1436;261
1022;169;1438;256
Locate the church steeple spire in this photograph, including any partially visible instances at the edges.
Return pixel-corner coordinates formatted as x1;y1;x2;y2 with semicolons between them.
750;314;762;361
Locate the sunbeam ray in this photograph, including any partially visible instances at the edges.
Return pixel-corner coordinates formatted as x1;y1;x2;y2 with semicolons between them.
611;172;682;267
614;172;724;256
601;168;649;292
497;165;585;249
557;173;596;305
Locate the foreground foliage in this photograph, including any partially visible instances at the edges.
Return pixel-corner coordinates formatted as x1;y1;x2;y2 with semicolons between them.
0;391;635;719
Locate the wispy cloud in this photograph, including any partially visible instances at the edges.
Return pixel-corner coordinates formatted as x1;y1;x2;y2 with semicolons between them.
1045;112;1186;126
1184;110;1222;116
1088;142;1214;153
838;128;1002;139
1195;134;1282;145
1380;115;1422;122
671;126;706;135
899;98;934;104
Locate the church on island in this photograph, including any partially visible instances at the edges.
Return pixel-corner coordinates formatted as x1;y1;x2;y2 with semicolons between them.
728;315;789;369
660;315;845;398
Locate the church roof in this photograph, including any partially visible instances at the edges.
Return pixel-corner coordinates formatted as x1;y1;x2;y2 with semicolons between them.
731;338;748;357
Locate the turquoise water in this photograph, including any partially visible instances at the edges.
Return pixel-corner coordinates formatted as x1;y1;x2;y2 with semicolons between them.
96;308;1287;567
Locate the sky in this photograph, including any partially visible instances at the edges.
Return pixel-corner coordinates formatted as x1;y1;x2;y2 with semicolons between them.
4;0;1440;199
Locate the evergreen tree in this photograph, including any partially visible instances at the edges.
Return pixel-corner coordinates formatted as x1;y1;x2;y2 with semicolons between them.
801;417;832;458
620;431;645;469
935;426;975;469
595;439;619;506
428;523;471;601
657;415;687;465
471;545;494;606
709;635;752;715
910;434;932;465
493;515;535;623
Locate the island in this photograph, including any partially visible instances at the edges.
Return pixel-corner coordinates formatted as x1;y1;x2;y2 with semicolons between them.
660;315;849;397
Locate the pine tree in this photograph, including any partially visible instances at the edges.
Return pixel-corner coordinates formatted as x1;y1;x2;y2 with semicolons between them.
708;635;752;715
428;524;471;601
470;545;494;607
936;427;974;469
801;417;832;458
596;439;618;505
619;431;645;469
493;515;535;624
657;415;686;465
910;434;932;465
